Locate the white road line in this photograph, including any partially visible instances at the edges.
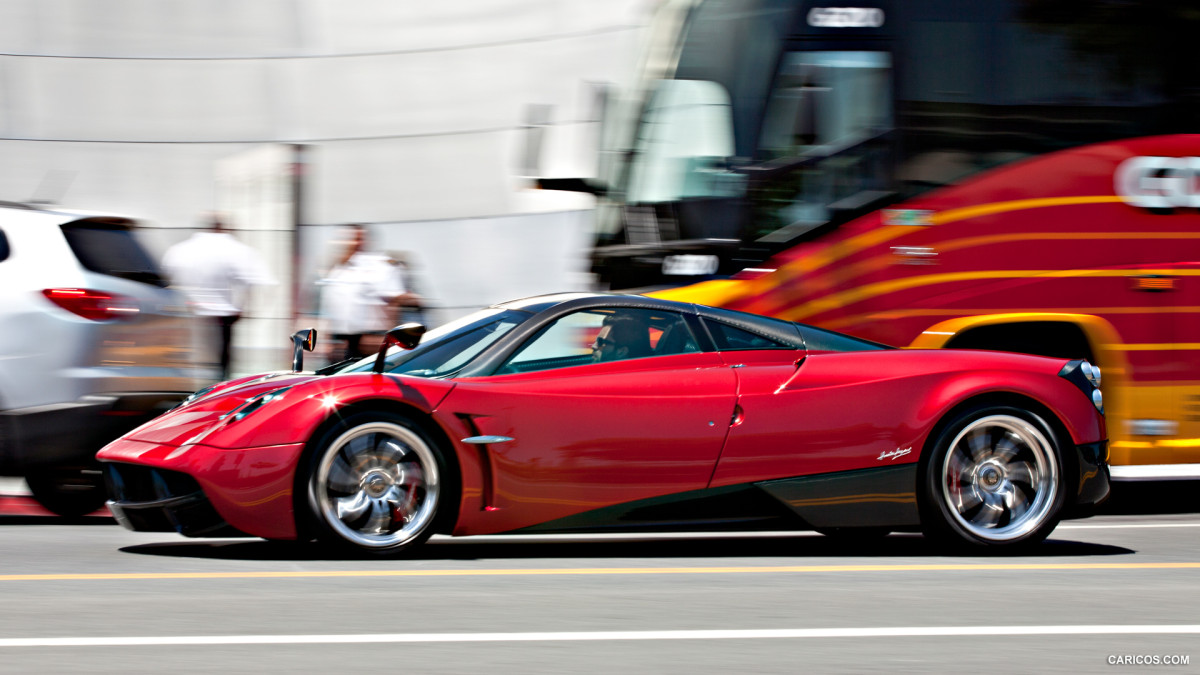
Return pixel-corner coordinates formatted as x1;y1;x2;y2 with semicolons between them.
1057;522;1200;530
1;625;1198;648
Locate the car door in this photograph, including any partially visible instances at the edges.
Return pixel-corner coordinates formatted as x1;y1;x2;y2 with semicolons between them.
439;306;737;534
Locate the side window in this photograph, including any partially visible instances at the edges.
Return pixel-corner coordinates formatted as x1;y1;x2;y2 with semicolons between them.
704;320;789;351
499;307;699;374
0;227;9;262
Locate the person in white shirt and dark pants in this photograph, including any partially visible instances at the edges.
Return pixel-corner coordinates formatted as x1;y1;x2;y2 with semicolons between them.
162;213;275;380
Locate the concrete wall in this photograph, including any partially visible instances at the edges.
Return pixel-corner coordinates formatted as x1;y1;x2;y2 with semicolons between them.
0;0;651;374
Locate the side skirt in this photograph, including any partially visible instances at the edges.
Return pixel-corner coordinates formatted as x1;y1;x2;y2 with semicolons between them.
511;465;921;535
757;464;920;530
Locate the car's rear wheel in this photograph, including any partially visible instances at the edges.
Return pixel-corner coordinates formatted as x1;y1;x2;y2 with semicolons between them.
921;406;1066;549
305;412;446;555
25;467;108;519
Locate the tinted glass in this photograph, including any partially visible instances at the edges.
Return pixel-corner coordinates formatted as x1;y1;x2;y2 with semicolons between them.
704;319;789;350
798;324;889;352
698;305;805;347
500;307;698;374
339;308;527;378
0;227;8;262
60;221;167;288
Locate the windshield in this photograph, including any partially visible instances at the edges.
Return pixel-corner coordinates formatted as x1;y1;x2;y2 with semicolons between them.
334;308;529;378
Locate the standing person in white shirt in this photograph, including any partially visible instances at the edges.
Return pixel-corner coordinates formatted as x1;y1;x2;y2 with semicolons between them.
161;213;275;380
319;224;415;361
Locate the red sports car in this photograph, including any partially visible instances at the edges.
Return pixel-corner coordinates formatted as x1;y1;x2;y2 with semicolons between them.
98;293;1109;553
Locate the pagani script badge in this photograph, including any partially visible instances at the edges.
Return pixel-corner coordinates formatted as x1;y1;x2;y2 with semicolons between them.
878;447;911;461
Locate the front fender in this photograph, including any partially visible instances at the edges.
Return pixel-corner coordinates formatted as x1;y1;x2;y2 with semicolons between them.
198;373;458;450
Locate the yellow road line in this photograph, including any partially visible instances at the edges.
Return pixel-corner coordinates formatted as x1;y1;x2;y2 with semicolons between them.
3;562;1199;582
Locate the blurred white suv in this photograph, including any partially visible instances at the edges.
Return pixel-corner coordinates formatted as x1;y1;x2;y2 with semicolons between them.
0;202;199;516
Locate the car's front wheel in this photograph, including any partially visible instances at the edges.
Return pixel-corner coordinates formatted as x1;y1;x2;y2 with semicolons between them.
921;406;1066;549
305;412;447;555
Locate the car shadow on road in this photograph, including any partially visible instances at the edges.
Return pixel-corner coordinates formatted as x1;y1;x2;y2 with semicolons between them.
119;532;1133;562
1100;481;1199;515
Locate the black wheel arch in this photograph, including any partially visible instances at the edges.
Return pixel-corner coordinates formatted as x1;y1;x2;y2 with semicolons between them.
945;321;1097;365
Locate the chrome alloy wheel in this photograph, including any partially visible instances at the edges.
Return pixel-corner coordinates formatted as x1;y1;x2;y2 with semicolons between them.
940;414;1058;542
311;421;440;549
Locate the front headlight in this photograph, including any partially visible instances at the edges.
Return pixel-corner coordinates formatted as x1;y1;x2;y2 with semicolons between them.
1059;359;1104;414
221;386;292;423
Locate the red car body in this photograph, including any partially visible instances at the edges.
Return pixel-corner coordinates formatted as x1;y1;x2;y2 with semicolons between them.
98;293;1109;551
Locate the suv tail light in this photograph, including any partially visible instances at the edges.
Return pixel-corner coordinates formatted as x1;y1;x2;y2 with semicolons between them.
42;288;140;322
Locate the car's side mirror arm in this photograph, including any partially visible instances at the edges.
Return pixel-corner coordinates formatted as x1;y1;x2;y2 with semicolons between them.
373;323;426;374
291;328;317;372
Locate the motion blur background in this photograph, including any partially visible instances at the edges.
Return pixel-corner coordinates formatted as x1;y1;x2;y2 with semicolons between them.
4;0;1199;502
0;0;652;376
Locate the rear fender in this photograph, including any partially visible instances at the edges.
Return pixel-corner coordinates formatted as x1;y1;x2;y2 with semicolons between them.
914;368;1105;447
908;313;1125;438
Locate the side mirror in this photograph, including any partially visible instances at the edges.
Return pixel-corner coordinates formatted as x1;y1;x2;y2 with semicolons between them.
373;322;426;374
291;328;317;372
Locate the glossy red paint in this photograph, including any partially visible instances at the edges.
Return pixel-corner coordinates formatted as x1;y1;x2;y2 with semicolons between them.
439;352;737;535
97;309;1105;543
98;436;303;539
98;372;460;539
712;349;1104;487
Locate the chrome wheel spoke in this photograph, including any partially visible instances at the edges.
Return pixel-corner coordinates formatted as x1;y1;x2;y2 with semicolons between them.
313;420;441;550
1006;460;1037;488
327;453;360;494
376;437;411;466
384;485;416;523
992;434;1020;463
956;485;983;511
947;451;974;486
397;463;426;490
335;491;371;524
344;434;373;466
360;499;393;535
1002;482;1031;522
939;413;1059;543
966;429;991;463
974;493;1004;528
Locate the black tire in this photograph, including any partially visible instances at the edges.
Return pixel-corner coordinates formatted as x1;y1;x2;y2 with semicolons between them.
303;411;451;556
920;405;1066;549
25;468;108;519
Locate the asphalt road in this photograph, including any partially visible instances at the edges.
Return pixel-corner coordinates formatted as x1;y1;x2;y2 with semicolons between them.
0;486;1197;674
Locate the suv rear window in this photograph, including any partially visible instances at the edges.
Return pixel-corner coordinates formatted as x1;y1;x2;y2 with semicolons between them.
60;220;167;288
